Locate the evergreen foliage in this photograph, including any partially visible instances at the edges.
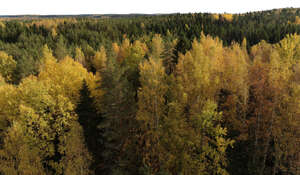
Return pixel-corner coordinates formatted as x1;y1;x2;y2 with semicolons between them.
0;8;300;175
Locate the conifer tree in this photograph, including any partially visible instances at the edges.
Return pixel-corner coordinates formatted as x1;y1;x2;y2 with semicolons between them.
54;35;69;60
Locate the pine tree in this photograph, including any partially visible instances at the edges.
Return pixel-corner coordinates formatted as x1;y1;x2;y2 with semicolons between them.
76;81;102;174
54;35;69;60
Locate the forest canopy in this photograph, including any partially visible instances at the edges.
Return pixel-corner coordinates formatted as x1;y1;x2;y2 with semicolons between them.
0;8;299;175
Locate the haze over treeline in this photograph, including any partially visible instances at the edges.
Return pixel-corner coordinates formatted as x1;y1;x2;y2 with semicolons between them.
0;8;299;175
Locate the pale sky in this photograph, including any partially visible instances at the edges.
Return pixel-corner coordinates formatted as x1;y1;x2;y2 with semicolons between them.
1;0;300;15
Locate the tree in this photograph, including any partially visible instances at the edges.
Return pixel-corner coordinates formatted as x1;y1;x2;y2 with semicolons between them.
0;51;16;82
96;54;138;174
0;75;4;86
162;34;233;175
75;81;103;174
54;35;69;60
150;34;164;59
248;46;275;175
38;55;89;105
75;47;86;67
271;34;300;175
0;121;45;175
247;38;300;175
92;46;107;71
135;56;168;174
60;121;92;175
0;55;93;174
161;31;177;74
0;81;18;147
195;40;250;175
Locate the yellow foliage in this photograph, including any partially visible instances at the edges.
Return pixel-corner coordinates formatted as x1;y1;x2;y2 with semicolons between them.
75;47;86;66
136;57;168;173
0;45;93;174
295;16;300;25
0;21;5;28
51;28;57;38
28;18;77;31
222;43;249;102
176;34;223;110
275;34;300;64
222;13;233;22
0;83;18;141
150;34;164;59
0;75;5;86
118;38;131;63
0;71;91;174
38;56;89;104
85;72;103;110
0;84;18;117
212;14;220;20
169;35;234;174
132;40;148;58
137;57;167;127
92;46;107;71
112;42;120;57
269;35;300;173
60;121;92;175
0;121;46;175
216;43;249;138
0;51;16;82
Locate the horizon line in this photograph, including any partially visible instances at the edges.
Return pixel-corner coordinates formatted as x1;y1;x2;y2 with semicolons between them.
0;7;296;17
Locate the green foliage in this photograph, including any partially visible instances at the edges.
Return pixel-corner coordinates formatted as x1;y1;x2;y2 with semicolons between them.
98;53;138;174
0;10;300;175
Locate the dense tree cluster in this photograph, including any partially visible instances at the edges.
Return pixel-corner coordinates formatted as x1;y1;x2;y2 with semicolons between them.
1;8;300;83
0;8;300;175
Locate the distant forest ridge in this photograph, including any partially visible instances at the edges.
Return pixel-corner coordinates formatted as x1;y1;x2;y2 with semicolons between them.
0;14;163;19
0;7;300;19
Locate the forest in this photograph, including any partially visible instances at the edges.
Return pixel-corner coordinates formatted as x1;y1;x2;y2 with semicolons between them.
0;8;299;175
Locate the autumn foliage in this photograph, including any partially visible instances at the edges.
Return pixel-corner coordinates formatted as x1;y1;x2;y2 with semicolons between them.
0;27;299;175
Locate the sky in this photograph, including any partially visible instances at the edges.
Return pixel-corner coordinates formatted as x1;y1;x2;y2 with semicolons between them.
1;0;300;15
